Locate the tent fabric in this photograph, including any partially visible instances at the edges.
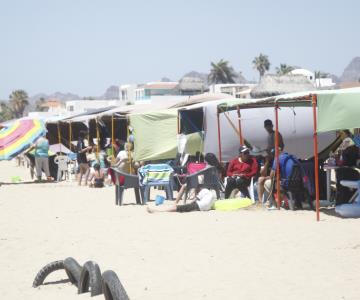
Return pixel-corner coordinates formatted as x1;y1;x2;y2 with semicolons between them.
130;109;178;161
317;90;360;133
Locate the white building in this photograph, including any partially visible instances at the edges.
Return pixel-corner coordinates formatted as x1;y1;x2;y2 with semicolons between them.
119;84;137;103
290;68;336;88
65;100;123;113
208;83;257;98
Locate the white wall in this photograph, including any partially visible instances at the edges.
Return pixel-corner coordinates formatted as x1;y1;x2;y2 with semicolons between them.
65;100;123;113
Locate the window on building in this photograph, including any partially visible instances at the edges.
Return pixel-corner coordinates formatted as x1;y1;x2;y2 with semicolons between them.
68;105;74;112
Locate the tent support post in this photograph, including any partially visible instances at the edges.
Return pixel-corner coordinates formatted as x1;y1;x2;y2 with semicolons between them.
237;105;244;145
57;122;62;153
177;110;180;134
111;114;115;158
275;105;281;209
96;118;100;156
312;94;320;221
127;118;132;174
68;121;72;150
216;111;222;162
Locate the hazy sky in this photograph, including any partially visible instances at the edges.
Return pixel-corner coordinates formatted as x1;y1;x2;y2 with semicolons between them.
0;0;359;99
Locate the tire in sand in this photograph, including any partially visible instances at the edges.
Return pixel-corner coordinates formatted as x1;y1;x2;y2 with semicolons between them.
32;260;65;287
64;257;82;286
78;261;102;297
102;270;129;300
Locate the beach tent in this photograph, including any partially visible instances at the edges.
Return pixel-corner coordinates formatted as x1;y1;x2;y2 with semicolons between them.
216;98;337;161
129;109;179;161
179;98;337;161
219;87;360;221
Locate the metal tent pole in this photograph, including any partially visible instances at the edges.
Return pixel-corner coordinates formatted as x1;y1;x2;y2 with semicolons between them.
312;94;320;221
216;111;222;162
111;114;115;158
275;105;281;209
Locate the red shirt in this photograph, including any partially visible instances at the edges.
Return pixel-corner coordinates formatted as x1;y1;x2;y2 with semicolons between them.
227;157;258;179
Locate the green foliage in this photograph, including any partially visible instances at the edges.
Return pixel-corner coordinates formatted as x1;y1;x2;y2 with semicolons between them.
276;64;294;75
208;59;237;84
252;53;270;79
0;102;15;122
9;89;29;118
35;97;47;112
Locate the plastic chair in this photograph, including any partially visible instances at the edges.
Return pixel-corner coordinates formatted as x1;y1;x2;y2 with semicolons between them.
54;155;70;181
184;166;221;201
110;167;142;206
138;164;174;204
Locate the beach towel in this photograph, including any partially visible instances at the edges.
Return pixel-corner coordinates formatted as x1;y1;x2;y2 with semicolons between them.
138;164;173;186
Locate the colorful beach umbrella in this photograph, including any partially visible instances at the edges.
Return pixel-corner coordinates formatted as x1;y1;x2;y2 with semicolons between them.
0;119;47;160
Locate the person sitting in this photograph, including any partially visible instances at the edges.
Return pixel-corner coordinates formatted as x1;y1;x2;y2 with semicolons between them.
147;185;214;213
225;146;258;199
261;149;302;209
335;143;360;205
89;163;105;188
113;142;133;173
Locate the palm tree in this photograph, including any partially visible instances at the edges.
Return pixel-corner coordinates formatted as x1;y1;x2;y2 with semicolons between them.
208;59;237;84
35;97;47;112
275;64;294;75
0;102;15;122
252;53;270;80
9;90;29;118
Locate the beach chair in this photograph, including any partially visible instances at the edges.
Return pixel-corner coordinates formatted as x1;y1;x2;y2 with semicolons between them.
184;166;221;201
110;167;142;206
138;164;174;204
54;155;70;182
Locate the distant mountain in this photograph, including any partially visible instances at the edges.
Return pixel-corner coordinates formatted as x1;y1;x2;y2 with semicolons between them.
340;57;360;82
101;85;119;99
29;92;80;104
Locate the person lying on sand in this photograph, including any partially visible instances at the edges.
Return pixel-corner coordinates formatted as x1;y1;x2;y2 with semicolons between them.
147;185;215;213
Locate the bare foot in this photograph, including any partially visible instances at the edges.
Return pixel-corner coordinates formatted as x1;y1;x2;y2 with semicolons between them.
147;206;155;213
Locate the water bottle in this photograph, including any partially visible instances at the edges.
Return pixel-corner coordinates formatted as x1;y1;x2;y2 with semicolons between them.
328;151;336;166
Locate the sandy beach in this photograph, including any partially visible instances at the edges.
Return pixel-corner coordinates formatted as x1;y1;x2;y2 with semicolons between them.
0;160;359;300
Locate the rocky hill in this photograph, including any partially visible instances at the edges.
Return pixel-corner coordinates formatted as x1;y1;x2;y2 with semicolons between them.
340;57;360;82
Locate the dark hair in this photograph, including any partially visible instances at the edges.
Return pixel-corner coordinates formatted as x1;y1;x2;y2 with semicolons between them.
264;119;273;127
93;163;100;170
205;153;225;174
79;130;87;139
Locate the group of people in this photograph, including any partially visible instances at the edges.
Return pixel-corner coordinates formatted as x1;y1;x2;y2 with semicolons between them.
149;119;287;213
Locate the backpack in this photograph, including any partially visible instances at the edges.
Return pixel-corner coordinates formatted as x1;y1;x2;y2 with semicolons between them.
280;154;303;191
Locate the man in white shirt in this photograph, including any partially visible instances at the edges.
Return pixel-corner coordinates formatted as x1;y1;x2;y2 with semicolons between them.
147;185;215;213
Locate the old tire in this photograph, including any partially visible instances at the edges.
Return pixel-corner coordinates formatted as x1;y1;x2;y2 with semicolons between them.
32;260;65;287
78;261;102;297
102;270;129;300
64;257;82;286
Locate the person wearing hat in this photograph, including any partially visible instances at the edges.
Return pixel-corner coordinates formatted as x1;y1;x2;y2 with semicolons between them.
225;145;258;199
264;119;284;155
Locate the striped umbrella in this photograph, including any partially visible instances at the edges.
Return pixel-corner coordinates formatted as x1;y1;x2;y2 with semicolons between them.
0;119;47;160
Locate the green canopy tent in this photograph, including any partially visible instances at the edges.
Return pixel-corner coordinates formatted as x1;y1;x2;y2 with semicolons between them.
217;87;360;221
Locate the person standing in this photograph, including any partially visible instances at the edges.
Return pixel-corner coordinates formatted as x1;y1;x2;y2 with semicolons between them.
77;131;91;186
33;133;52;181
264;119;284;155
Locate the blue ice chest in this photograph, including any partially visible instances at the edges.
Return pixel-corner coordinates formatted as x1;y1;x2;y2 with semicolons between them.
155;195;165;206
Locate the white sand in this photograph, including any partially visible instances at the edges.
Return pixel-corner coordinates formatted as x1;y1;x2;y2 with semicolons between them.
0;160;360;299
